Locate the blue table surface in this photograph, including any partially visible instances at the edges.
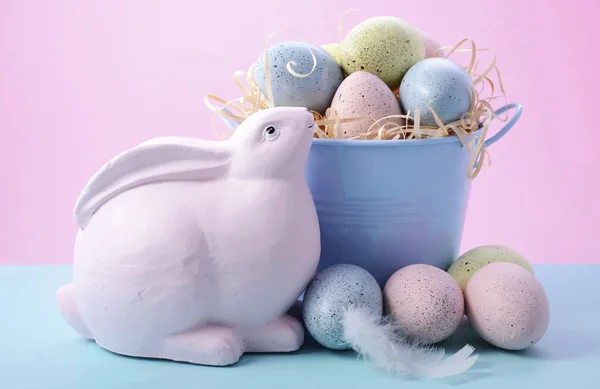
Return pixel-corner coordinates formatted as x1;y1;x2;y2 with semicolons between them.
1;264;599;389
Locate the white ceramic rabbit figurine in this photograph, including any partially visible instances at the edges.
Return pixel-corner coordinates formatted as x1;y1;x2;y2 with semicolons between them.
56;107;321;366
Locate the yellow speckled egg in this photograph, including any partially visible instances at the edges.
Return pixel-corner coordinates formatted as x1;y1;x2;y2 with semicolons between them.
448;245;534;292
465;262;549;350
322;43;342;65
340;16;424;89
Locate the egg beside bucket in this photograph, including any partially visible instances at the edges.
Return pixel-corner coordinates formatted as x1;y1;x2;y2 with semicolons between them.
306;103;522;287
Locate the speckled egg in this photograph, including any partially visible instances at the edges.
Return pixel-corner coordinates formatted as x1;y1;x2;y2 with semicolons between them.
321;43;342;66
340;16;424;89
448;245;535;292
465;262;550;351
383;264;464;345
330;71;402;139
302;264;383;350
254;41;344;114
417;29;444;58
399;57;473;127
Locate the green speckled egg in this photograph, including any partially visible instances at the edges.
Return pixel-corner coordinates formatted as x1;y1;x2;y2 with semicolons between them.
448;245;535;291
340;16;424;89
321;43;341;65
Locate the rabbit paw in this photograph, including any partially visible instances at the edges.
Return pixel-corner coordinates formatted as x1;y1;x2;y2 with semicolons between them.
56;283;93;339
162;325;244;366
243;314;305;353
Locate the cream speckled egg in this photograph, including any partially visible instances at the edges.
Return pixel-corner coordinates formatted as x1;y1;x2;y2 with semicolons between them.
321;43;342;65
330;71;402;139
465;262;550;351
340;16;424;89
448;245;534;292
383;264;464;344
417;29;444;58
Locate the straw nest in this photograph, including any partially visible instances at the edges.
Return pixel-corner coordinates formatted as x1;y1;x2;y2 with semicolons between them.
204;13;511;179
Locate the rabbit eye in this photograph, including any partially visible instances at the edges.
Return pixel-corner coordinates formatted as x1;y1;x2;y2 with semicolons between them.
264;126;279;141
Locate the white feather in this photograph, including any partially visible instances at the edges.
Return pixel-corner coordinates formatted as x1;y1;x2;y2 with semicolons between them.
342;306;478;379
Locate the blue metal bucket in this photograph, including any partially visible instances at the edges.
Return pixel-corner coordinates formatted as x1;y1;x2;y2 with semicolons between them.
305;103;523;287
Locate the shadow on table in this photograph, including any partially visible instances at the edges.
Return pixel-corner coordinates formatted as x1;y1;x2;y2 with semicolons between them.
287;302;493;385
440;317;598;362
293;329;494;386
79;299;597;375
287;300;599;384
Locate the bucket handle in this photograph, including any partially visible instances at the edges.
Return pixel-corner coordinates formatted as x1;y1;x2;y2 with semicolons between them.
484;102;523;148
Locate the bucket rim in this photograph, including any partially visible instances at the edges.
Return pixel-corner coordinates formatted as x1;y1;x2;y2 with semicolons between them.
311;128;482;147
311;102;523;148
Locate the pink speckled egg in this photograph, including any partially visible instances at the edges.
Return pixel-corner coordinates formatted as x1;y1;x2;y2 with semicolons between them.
465;262;550;351
418;29;444;58
383;264;464;344
330;71;402;139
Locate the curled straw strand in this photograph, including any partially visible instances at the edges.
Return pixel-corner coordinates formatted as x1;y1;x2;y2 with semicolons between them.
338;8;361;42
204;29;315;138
204;17;509;179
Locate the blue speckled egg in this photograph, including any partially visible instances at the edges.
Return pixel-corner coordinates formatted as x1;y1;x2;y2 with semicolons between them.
254;41;344;114
302;264;383;350
399;57;474;127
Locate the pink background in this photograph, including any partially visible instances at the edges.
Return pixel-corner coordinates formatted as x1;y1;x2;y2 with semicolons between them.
1;0;598;265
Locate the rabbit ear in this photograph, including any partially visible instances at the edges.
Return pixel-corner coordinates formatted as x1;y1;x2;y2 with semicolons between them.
73;137;232;229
